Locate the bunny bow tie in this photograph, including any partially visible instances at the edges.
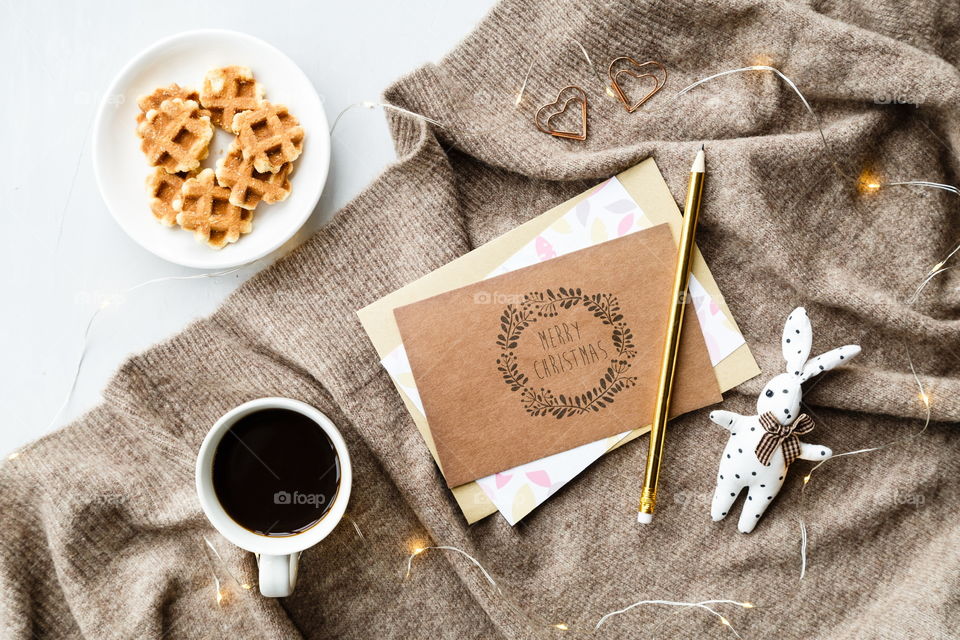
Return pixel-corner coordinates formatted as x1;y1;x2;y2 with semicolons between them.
755;412;815;466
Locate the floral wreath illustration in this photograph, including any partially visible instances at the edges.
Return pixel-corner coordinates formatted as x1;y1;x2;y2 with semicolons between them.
496;288;637;418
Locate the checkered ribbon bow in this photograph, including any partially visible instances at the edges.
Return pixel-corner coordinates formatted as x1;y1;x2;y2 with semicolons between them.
755;412;814;466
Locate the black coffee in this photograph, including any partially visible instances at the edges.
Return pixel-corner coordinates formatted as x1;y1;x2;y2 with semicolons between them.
212;408;340;537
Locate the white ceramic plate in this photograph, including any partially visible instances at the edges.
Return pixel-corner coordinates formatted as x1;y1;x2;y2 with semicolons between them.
93;30;330;269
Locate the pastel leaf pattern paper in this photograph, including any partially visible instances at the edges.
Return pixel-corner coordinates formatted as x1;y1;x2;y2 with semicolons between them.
617;213;634;237
590;218;607;244
525;470;551;487
380;347;426;416
575;200;591;226
550;218;571;234
688;275;746;365
495;473;513;489
511;484;537;524
605;198;636;214
705;333;719;358
535;236;555;261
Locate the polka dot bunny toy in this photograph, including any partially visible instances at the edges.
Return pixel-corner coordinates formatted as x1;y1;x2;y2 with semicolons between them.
709;307;860;533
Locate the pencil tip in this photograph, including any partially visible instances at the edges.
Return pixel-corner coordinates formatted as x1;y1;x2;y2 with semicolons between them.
700;143;705;150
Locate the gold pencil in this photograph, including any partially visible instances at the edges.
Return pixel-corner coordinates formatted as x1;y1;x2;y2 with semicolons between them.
638;144;706;524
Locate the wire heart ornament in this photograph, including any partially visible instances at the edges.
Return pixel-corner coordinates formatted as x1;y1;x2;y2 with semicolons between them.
534;86;588;141
608;57;667;112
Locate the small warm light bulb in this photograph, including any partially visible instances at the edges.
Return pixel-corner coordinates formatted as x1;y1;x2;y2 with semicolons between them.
100;299;112;309
514;92;523;107
7;451;20;461
407;537;430;556
404;545;428;580
216;589;225;606
803;474;811;484
857;170;883;194
361;101;377;109
720;616;730;626
605;86;617;99
740;602;754;608
553;623;569;630
918;391;930;406
750;54;773;67
241;583;252;590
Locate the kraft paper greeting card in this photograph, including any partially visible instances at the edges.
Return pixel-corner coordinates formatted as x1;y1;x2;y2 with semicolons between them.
394;223;722;488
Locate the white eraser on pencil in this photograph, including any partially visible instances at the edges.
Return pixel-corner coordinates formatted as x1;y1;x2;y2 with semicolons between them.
637;512;653;524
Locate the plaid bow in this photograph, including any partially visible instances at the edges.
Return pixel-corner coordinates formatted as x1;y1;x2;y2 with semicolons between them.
755;412;815;466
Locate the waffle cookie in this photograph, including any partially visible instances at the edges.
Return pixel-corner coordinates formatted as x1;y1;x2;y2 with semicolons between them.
137;98;213;173
136;84;209;124
200;66;264;129
216;141;292;210
231;102;304;173
145;168;195;226
174;169;253;249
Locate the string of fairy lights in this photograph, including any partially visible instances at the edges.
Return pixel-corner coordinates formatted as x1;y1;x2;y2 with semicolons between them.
796;349;932;579
6;39;950;637
403;544;755;636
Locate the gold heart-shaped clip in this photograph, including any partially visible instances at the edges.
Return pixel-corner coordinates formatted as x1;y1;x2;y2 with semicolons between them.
608;57;667;112
534;86;588;141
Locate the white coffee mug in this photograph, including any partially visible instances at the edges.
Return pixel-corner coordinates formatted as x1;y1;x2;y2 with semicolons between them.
195;397;352;597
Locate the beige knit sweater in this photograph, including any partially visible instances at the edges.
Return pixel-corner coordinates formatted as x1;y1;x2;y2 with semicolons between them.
4;0;960;637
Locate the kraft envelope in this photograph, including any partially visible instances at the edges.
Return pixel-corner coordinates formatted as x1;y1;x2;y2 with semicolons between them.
394;224;722;488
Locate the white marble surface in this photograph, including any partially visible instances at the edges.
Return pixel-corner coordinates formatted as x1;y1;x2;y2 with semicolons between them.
0;1;495;457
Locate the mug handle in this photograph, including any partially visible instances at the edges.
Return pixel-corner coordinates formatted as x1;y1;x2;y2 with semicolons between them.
258;553;299;597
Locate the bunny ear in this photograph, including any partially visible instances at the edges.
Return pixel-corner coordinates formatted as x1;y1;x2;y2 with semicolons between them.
800;345;861;382
782;307;812;376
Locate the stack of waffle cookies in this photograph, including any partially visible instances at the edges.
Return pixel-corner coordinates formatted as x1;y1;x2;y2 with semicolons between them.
136;66;305;249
